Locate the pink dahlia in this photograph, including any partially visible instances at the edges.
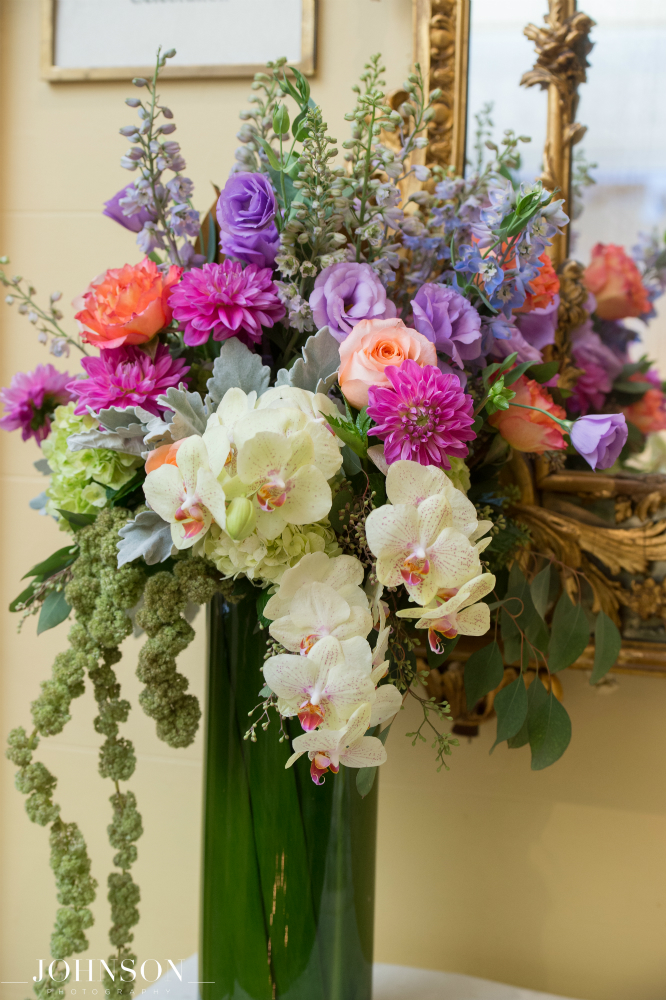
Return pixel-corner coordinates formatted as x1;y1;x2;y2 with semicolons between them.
68;343;189;417
367;359;475;468
0;364;74;443
169;260;285;347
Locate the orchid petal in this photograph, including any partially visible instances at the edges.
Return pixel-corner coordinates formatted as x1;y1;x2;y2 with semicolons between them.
369;684;402;726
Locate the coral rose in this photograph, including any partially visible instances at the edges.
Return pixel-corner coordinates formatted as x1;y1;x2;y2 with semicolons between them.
488;375;567;453
624;372;666;435
338;318;437;409
583;243;650;320
516;252;560;312
74;258;182;350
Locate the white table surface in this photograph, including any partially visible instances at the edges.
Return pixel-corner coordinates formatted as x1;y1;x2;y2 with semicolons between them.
152;955;580;1000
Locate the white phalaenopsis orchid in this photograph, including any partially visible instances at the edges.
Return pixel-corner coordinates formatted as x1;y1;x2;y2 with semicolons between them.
365;460;492;605
397;572;496;653
264;552;369;620
286;702;388;784
267;580;374;654
143;425;230;549
263;634;377;731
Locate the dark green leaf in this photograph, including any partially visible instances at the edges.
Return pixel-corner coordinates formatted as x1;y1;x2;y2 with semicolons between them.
528;683;572;769
613;380;652;395
491;675;528;751
9;581;39;613
57;509;97;530
507;717;529;748
292;107;310;141
367;472;386;508
508;564;550;658
590;611;621;683
503;360;535;386
356;724;391;798
206;211;217;264
324;413;368;457
530;564;551;619
464;640;504;709
427;635;459;669
527;361;559;383
329;489;353;534
548;591;590;672
108;470;146;506
37;589;71;634
256;590;272;629
501;603;523;665
482;353;518;390
22;545;79;581
341;445;362;477
256;136;282;171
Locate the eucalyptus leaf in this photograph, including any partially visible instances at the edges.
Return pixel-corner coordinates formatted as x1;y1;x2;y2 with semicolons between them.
117;511;173;568
9;581;39;613
530;564;551;619
22;545;78;581
528;683;572;770
57;509;97;530
37;589;71;634
464;640;504;709
205;338;271;407
590;611;621;684
548;591;590;672
427;635;459;669
342;445;362;477
491;675;528;751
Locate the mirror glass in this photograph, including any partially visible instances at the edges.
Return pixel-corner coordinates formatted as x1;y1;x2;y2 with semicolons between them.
467;0;666;366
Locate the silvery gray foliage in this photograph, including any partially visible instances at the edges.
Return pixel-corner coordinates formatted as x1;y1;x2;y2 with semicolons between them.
117;510;174;568
29;491;48;514
205;337;271;409
156;386;210;439
95;405;156;433
67;429;146;456
34;458;51;475
275;326;340;393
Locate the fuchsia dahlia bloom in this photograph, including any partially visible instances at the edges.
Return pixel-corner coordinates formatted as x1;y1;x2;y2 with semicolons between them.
367;359;475;468
0;364;74;443
169;260;285;347
68;343;189;417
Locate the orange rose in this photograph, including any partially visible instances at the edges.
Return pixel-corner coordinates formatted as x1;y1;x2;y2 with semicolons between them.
74;257;182;350
144;439;184;474
488;376;567;453
583;243;650;320
338;318;437;409
516;252;560;312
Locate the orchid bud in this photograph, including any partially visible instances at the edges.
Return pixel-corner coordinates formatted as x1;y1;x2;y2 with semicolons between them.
225;497;255;541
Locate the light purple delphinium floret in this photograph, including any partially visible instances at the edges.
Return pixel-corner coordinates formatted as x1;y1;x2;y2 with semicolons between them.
170;261;285;347
0;364;74;443
68;344;189;418
367;359;476;469
103;185;157;234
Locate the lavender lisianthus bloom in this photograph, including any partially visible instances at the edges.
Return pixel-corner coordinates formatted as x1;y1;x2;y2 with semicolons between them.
412;283;482;368
514;295;560;351
569;321;624;415
569;413;628;470
103;185;157;234
309;262;397;343
216;172;280;268
487;322;543;365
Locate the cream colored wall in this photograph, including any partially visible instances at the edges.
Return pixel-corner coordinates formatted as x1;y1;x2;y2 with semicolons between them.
1;3;665;1000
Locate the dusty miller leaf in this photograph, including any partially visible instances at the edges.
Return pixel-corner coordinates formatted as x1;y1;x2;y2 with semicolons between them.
67;430;146;456
117;511;173;567
275;326;340;392
157;387;209;439
205;338;270;408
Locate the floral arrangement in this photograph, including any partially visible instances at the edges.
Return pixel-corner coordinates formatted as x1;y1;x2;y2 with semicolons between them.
2;49;654;992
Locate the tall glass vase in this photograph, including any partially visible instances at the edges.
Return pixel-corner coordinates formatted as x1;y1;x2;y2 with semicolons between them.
201;593;379;1000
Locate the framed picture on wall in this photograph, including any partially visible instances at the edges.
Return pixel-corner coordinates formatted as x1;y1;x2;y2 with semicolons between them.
40;0;316;82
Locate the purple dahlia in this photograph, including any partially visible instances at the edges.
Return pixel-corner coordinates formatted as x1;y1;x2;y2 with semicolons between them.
170;260;285;347
0;364;74;443
68;343;189;418
367;359;475;468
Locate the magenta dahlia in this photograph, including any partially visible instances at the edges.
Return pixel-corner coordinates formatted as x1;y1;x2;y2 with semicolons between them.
169;260;285;347
0;364;74;443
367;360;475;468
68;343;189;417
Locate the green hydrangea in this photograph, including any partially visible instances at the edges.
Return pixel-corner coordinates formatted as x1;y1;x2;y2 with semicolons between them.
444;456;471;494
42;403;142;524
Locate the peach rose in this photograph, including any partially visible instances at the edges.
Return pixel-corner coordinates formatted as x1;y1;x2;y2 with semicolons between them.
516;252;560;312
338;318;437;409
74;257;182;350
144;439;184;474
488;375;567;453
624;373;666;435
583;243;650;321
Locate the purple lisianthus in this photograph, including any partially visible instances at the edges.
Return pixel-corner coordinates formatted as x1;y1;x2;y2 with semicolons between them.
514;295;560;351
367;359;475;468
0;364;74;443
68;344;189;418
310;262;397;344
411;283;482;368
216;172;280;268
569;322;624;415
570;413;628;470
487;322;543;365
170;260;285;347
103;185;157;234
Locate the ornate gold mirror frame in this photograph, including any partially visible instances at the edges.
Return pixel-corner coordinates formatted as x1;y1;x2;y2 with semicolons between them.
411;0;666;697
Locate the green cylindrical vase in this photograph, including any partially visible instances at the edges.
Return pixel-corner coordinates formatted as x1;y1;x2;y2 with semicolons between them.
201;594;379;1000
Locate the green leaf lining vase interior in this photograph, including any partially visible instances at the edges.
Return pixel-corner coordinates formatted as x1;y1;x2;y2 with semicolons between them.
201;594;379;1000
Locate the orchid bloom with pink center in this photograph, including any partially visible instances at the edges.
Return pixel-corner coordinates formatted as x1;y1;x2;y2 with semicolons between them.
263;634;377;732
143;425;230;549
397;572;496;653
263;552;368;621
267;581;374;655
286;703;389;784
